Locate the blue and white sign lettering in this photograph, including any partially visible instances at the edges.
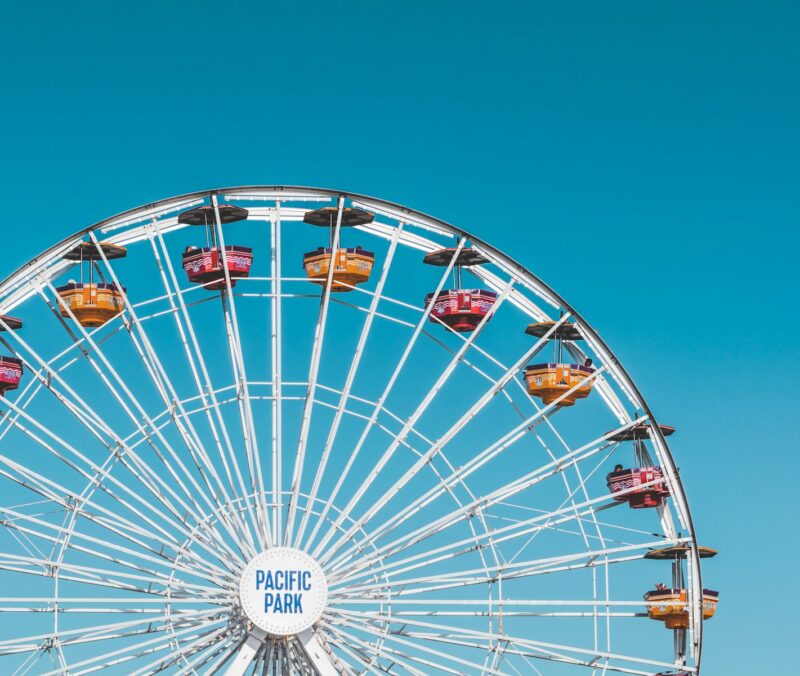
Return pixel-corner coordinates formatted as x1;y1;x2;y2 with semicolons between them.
239;547;328;635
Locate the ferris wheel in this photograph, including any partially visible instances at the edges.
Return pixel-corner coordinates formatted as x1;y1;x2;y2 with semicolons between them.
0;187;717;675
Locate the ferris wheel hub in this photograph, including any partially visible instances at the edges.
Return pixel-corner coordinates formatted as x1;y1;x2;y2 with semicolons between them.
238;547;328;636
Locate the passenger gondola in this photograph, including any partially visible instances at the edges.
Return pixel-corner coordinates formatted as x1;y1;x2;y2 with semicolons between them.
523;320;595;405
606;423;674;508
644;544;719;629
179;204;253;290
423;247;497;332
57;241;126;327
302;206;375;292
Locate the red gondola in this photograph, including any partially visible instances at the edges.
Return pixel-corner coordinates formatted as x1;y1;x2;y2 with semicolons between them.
606;423;674;509
607;466;670;508
0;316;23;396
179;203;253;290
182;245;254;290
0;356;22;396
423;248;496;332
425;288;498;332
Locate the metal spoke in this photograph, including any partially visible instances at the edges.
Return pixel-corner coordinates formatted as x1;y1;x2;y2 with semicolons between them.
150;216;261;557
284;197;345;545
310;236;467;559
270;202;284;544
212;194;272;547
294;221;404;550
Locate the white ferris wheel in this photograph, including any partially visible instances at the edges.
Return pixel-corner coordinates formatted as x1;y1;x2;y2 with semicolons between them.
0;187;717;675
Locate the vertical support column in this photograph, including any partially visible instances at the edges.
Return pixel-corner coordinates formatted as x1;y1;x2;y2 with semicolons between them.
223;628;267;676
297;628;339;676
673;557;687;665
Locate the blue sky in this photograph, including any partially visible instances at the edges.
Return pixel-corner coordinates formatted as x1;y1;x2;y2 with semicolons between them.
1;1;797;673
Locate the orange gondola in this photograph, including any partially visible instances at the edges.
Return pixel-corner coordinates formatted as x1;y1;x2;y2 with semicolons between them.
523;321;595;406
302;207;375;292
644;544;719;630
644;588;719;628
57;242;126;328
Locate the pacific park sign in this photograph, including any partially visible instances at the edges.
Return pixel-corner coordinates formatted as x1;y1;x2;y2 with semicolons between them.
239;547;328;636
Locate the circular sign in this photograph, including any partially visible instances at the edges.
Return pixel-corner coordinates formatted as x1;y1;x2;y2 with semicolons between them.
239;547;328;636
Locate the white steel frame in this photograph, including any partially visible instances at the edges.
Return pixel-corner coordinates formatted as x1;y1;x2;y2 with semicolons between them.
0;187;706;675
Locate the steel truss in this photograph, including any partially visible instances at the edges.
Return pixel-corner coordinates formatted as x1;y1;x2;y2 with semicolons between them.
0;187;705;675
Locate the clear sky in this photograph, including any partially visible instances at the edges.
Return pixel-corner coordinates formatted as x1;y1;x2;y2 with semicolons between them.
1;1;797;673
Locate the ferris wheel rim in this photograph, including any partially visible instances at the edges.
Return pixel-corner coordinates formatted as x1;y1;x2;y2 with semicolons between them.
0;185;705;674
